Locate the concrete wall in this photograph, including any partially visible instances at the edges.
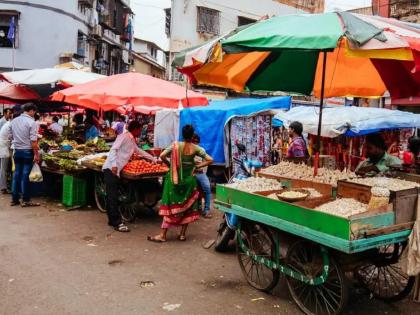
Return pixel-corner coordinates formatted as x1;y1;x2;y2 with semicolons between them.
133;39;166;68
170;0;304;52
0;0;92;70
133;56;165;78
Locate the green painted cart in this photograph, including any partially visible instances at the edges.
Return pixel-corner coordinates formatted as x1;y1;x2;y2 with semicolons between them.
215;184;416;315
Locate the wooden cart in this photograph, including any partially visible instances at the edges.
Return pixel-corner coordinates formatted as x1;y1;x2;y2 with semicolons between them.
82;161;166;222
215;178;417;315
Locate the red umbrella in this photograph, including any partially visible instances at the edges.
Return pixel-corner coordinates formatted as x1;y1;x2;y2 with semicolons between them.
52;72;208;111
0;81;40;102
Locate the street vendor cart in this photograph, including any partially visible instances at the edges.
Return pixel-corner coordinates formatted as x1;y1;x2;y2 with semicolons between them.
82;157;166;222
215;174;417;315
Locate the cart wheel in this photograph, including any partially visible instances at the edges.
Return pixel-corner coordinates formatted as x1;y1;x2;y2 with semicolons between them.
286;240;348;315
142;180;161;208
143;192;159;208
237;222;280;292
94;173;107;213
118;182;137;223
355;243;414;302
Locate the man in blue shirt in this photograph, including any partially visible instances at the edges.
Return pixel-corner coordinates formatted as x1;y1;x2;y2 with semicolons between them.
10;103;40;207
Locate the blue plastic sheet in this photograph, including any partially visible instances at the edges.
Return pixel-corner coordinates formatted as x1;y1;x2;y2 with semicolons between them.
273;106;420;138
180;97;291;164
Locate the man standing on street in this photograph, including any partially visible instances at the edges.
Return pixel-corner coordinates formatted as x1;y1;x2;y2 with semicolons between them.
102;120;156;232
0;113;13;194
0;108;13;131
10;103;40;207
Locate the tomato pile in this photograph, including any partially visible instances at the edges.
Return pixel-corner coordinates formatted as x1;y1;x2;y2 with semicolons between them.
123;160;168;175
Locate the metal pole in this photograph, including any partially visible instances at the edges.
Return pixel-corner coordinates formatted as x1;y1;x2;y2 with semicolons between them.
12;39;15;71
314;51;328;176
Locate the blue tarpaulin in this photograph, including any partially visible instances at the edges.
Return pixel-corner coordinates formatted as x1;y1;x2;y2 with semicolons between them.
180;96;291;164
273;106;420;138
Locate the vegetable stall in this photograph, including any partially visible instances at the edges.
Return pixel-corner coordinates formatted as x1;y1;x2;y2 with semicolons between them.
50;72;209;219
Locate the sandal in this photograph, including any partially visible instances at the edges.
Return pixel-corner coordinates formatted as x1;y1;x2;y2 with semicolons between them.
178;235;187;242
10;201;20;206
114;223;130;232
203;213;213;219
21;202;40;207
147;235;166;243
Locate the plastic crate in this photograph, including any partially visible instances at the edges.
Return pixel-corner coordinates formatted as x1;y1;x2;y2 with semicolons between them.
62;175;87;207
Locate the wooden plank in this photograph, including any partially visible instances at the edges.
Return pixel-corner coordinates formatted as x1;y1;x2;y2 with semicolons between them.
395;193;418;224
350;212;395;240
363;222;414;237
215;203;411;254
216;185;351;240
337;180;371;203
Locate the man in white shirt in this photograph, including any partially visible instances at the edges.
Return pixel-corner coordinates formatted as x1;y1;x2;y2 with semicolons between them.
102;120;156;232
58;114;68;127
0;108;12;131
49;116;63;135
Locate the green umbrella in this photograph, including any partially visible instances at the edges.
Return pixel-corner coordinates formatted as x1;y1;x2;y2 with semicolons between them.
221;12;387;154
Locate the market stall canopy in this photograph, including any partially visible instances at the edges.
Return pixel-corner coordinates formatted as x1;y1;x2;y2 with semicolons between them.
180;96;291;164
0;81;40;101
274;106;420;138
52;72;209;112
115;105;166;115
0;68;104;86
175;12;420;99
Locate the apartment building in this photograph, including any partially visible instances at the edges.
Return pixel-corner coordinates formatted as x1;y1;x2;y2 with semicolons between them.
0;0;134;74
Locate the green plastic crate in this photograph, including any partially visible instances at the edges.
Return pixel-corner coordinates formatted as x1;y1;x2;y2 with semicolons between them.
62;175;87;207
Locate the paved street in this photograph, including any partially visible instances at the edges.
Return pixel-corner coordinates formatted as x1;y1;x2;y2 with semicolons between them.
0;195;418;315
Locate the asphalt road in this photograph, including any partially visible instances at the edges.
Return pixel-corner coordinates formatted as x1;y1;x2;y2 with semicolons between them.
0;195;418;315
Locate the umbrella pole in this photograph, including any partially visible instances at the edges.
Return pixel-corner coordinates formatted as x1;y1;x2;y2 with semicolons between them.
315;51;328;176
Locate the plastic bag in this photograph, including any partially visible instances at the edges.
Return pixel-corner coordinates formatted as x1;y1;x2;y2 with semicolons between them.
29;163;43;182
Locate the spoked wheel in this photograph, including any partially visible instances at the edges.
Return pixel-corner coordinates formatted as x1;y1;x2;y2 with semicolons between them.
237;221;280;292
286;240;348;315
355;242;414;302
118;181;137;223
94;173;107;213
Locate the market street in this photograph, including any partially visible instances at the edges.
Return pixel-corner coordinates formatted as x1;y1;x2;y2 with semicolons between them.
0;196;418;315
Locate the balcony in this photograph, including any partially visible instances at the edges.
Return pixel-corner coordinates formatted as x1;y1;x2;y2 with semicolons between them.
99;13;114;30
390;0;420;20
78;0;94;8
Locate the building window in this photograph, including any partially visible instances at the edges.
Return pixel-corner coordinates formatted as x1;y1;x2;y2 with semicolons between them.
149;44;158;59
197;7;220;35
238;16;256;27
0;12;18;48
77;31;87;58
165;8;171;36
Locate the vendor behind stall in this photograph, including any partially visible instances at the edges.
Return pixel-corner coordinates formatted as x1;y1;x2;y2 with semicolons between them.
85;118;99;141
286;121;309;160
102;121;157;232
355;133;402;177
49;116;63;136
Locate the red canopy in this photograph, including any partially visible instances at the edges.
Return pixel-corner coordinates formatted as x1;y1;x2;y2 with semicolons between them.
0;81;39;102
52;72;208;111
